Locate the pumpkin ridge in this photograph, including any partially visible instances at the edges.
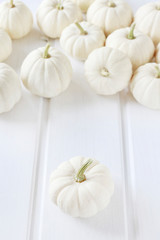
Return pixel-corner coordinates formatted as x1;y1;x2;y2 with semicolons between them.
56;184;74;205
81;184;98;212
150;10;160;38
24;57;42;87
55;182;74;205
141;77;158;102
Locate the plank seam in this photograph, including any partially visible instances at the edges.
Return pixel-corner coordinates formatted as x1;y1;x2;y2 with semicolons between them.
118;92;138;240
26;98;50;240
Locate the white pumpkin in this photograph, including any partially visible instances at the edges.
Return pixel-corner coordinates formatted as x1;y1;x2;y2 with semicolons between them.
155;42;160;63
85;47;132;95
0;29;12;62
36;0;83;39
87;0;133;36
106;24;155;70
49;156;114;218
21;44;72;98
135;2;160;45
130;63;160;110
60;21;105;61
0;0;33;39
70;0;95;12
0;63;21;114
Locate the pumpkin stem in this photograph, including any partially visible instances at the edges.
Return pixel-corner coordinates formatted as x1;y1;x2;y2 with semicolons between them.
43;43;51;59
101;67;109;77
155;65;160;78
107;1;116;7
128;23;136;40
57;0;64;10
75;22;88;35
75;160;93;183
10;0;15;7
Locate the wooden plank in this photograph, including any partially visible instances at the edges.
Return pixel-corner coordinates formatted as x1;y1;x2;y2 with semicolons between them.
0;91;40;240
1;1;160;240
124;91;160;240
0;10;43;239
30;49;127;239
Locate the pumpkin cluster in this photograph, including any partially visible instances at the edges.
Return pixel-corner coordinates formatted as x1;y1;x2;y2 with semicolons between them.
0;0;160;113
0;0;160;112
0;0;160;218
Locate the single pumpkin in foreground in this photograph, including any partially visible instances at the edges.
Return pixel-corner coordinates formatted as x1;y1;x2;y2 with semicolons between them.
49;156;114;218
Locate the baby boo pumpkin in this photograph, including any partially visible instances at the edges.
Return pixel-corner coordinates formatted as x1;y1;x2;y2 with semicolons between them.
21;44;72;98
49;156;114;217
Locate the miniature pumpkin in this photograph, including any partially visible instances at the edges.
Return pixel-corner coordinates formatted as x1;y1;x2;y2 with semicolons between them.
85;47;132;95
0;63;21;114
49;156;114;217
60;21;105;61
21;44;72;98
130;63;160;110
87;0;133;36
135;2;160;45
0;29;12;62
0;0;33;39
36;0;82;39
106;24;155;70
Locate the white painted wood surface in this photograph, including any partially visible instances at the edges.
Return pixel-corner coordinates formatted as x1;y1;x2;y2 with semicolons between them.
0;0;160;240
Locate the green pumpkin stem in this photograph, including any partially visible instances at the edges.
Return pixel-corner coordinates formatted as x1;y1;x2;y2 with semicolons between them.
101;67;109;77
155;66;160;78
75;160;93;183
57;0;64;10
75;22;88;35
128;23;136;40
43;43;51;59
10;0;15;7
108;1;116;7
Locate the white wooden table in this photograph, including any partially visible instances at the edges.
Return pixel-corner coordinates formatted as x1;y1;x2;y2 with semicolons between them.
0;0;160;239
